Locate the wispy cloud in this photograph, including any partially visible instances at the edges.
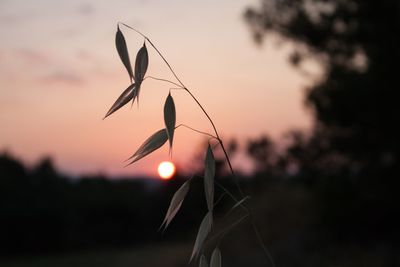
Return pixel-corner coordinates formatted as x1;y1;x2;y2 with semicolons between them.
0;13;36;24
39;70;85;86
14;49;51;66
77;3;95;16
0;48;86;86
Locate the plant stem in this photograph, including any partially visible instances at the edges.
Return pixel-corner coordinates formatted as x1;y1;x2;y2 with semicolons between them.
184;89;275;267
121;23;275;267
175;124;217;140
205;213;249;247
120;22;187;89
250;218;277;267
144;76;183;89
183;89;221;141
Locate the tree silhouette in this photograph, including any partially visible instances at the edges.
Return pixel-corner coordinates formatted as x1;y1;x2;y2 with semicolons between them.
245;0;400;175
244;1;400;256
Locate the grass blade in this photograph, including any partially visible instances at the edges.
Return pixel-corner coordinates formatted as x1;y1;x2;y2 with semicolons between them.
190;211;213;262
164;93;176;154
199;254;209;267
160;179;190;230
225;196;250;217
126;129;168;165
103;83;136;119
115;26;134;82
135;42;149;84
204;144;215;211
210;247;221;267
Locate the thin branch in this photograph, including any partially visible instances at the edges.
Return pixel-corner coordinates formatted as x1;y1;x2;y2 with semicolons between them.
216;181;276;267
175;124;218;140
250;218;277;267
120;22;275;267
119;22;228;153
144;76;183;88
120;22;187;88
119;22;146;39
205;214;249;247
120;24;233;177
181;87;246;198
215;181;247;213
223;196;251;219
183;90;220;138
145;37;187;88
213;192;227;208
181;63;274;267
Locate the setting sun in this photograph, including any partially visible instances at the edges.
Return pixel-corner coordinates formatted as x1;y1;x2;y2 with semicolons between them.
157;161;176;180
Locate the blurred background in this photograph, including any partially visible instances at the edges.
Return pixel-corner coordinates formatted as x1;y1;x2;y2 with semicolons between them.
1;0;399;266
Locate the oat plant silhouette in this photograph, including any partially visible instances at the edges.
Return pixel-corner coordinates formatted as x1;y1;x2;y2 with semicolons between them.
103;22;276;267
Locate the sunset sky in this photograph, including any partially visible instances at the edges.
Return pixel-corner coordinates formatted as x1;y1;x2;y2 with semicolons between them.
0;0;315;177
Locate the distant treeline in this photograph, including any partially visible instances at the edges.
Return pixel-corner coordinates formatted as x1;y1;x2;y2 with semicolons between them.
1;151;399;265
0;153;211;256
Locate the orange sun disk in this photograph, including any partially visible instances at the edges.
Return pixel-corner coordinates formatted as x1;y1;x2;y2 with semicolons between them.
157;161;176;180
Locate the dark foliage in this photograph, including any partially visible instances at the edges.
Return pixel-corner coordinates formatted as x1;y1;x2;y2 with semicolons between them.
244;0;400;265
245;0;400;172
0;153;208;257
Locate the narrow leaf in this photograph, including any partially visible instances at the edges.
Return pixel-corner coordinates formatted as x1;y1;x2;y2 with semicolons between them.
210;248;221;267
190;211;213;262
126;129;168;165
104;83;136;119
135;42;149;83
204;144;215;211
160;180;190;230
199;255;209;267
131;83;141;108
135;84;142;107
164;93;176;153
115;26;134;82
225;196;251;217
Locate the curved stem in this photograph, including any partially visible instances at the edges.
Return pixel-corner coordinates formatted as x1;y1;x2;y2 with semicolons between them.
215;181;247;213
144;76;183;89
120;22;187;88
205;213;249;247
175;124;217;140
183;90;233;171
217;181;275;267
119;22;146;38
183;88;245;198
121;22;275;267
250;218;277;267
184;84;275;267
186;88;276;267
183;89;220;140
213;192;227;208
146;38;187;88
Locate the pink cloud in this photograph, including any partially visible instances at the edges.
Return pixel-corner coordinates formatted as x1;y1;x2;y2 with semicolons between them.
39;70;84;85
